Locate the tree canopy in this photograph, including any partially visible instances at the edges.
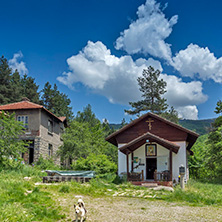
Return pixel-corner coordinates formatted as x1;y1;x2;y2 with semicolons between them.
0;111;28;167
58;105;117;167
125;66;178;123
41;82;73;122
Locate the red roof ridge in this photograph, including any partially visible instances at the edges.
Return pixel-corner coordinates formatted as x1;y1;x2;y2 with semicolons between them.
0;100;43;110
0;101;66;123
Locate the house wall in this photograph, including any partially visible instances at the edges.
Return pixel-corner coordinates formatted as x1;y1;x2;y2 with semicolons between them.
7;109;40;137
39;110;63;164
5;108;64;165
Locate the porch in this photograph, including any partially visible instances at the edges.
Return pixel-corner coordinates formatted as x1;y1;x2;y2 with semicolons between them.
127;170;173;187
118;132;180;187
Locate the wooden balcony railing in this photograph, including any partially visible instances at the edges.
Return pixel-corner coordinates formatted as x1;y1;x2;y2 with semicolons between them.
128;170;144;181
154;170;170;181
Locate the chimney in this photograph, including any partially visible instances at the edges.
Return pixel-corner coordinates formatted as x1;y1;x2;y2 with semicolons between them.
22;97;30;102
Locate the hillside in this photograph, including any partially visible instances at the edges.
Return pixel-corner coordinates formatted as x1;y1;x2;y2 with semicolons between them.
179;118;215;135
109;118;215;135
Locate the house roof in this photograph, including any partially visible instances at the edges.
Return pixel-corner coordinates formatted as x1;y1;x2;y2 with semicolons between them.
106;112;198;153
0;100;66;123
119;131;180;154
106;112;199;143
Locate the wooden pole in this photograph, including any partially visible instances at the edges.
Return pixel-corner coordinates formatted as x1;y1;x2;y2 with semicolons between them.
131;152;134;172
169;149;172;181
126;153;129;181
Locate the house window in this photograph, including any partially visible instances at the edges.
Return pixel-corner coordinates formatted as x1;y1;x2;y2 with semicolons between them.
48;144;53;157
48;120;53;134
17;115;28;129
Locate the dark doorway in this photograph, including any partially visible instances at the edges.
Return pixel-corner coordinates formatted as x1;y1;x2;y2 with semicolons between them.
146;158;157;179
29;148;34;164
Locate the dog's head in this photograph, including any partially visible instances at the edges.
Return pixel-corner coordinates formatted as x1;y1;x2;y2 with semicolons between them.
74;202;84;214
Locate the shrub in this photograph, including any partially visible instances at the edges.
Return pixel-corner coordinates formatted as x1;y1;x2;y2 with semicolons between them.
72;154;117;176
34;156;60;170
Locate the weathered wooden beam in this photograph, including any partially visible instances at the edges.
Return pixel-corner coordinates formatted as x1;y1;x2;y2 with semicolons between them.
169;149;173;181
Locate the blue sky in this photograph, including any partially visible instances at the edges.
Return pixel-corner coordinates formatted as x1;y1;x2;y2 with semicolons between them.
1;0;222;123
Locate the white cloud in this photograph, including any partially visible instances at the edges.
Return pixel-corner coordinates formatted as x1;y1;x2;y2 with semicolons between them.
57;41;162;104
172;44;222;83
176;105;199;120
58;41;207;119
9;51;28;75
115;0;178;61
161;74;208;107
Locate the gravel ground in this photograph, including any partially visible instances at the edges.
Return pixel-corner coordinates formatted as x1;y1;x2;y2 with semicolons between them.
56;194;222;222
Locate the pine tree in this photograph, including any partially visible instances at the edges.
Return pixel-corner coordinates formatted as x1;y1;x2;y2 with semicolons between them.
21;74;40;103
0;56;14;104
41;82;73;121
125;66;168;115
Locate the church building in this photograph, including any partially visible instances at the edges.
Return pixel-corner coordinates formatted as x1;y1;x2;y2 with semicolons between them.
106;112;199;185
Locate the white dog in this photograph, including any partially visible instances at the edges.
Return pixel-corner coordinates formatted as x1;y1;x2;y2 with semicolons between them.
74;199;87;222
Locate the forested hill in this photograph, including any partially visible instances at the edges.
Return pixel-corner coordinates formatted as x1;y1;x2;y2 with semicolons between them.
109;118;215;135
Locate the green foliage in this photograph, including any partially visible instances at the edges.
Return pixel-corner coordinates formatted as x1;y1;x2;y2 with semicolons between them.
160;106;179;123
72;153;117;176
188;135;209;179
34;155;60;170
58;105;118;165
75;104;100;127
125;66;168;115
179;118;214;135
215;100;222;114
40;82;73;121
0;111;28;168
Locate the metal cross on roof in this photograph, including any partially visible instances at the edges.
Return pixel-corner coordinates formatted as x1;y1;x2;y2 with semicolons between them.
146;118;154;130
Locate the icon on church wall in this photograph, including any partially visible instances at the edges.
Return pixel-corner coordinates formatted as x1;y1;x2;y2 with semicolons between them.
146;144;157;156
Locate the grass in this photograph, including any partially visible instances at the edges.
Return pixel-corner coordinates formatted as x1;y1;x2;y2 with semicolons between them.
0;166;65;221
0;166;221;221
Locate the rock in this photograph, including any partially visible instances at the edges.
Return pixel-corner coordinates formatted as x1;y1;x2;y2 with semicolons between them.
152;186;174;192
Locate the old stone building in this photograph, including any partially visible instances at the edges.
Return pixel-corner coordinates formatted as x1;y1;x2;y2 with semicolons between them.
0;98;67;164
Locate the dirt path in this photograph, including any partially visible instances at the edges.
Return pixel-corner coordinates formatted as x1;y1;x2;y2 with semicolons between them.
56;194;222;222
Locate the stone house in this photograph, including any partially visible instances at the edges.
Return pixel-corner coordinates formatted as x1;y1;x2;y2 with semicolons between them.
0;98;67;164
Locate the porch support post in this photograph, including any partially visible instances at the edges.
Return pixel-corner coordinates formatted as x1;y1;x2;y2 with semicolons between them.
131;152;134;172
169;149;173;181
126;151;129;181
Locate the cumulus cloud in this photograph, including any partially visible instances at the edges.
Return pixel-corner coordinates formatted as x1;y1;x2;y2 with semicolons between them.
176;105;199;120
57;41;160;104
9;51;28;75
161;74;208;107
161;74;208;120
115;0;178;61
58;41;207;119
172;44;222;83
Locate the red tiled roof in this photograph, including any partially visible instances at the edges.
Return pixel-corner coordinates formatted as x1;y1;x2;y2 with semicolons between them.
0;101;64;123
0;101;43;110
58;116;66;122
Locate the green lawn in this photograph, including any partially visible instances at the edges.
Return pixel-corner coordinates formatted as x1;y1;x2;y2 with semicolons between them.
0;166;221;221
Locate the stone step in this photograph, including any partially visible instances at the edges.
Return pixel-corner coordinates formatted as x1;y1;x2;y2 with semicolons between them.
141;182;158;187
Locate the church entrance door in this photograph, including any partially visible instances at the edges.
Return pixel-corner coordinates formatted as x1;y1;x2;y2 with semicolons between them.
146;158;157;179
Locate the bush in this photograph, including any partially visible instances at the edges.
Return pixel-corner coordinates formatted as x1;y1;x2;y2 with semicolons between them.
72;154;117;177
34;156;60;170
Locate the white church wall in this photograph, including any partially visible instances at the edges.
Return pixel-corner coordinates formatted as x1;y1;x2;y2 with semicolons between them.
156;144;169;172
172;141;187;182
133;145;146;179
118;144;126;175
